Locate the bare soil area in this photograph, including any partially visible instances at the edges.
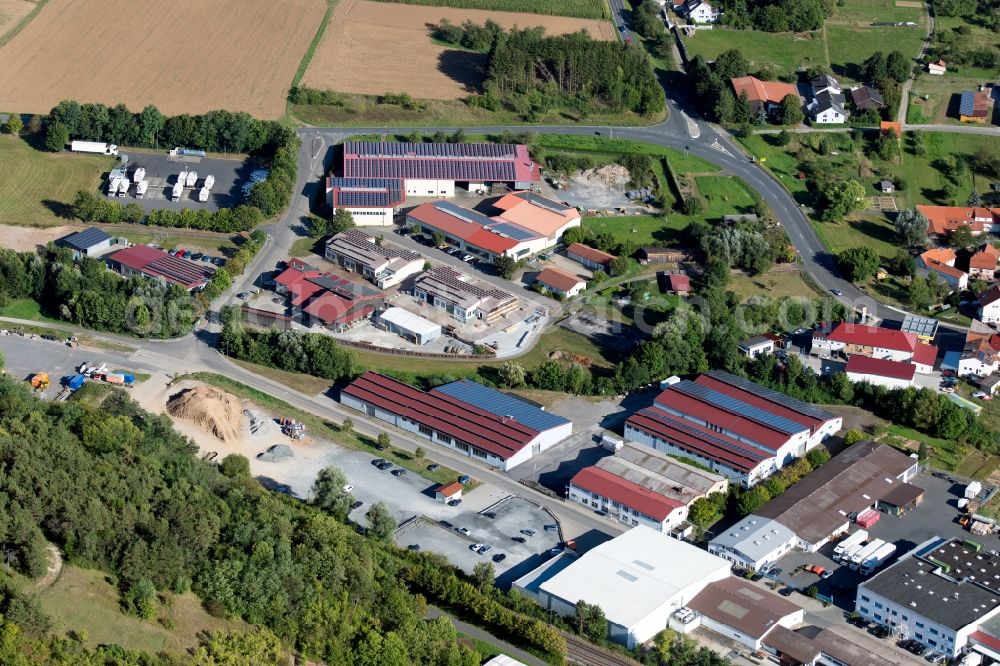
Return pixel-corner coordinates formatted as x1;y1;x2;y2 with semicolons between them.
302;0;614;99
0;223;77;251
0;0;35;40
0;0;325;118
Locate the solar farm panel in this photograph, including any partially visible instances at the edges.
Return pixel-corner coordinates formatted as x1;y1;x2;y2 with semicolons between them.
960;92;975;116
432;380;568;432
672;381;804;435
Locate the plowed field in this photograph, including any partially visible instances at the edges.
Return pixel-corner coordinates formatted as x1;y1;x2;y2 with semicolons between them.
302;0;614;100
0;0;36;42
0;0;325;118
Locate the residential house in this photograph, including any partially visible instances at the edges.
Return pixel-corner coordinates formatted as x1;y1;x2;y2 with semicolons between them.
729;76;799;115
659;271;691;296
850;85;886;112
980;284;1000;324
918;247;968;290
879;179;895;193
535;266;587;298
811;322;937;373
918;247;957;270
957;320;1000;376
565;243;616;272
960;89;993;123
979;374;1000;396
738;335;775;358
672;0;719;23
928;59;947;75
808;75;849;124
970;244;1000;280
918;204;999;240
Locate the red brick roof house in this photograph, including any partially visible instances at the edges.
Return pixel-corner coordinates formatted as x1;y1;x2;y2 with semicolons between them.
730;76;800;114
535;266;587;298
105;245;214;291
970;244;1000;280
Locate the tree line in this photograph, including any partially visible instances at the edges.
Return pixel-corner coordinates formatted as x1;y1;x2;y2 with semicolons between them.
717;0;832;32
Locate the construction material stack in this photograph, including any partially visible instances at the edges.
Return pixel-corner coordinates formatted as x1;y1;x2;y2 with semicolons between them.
280;417;305;440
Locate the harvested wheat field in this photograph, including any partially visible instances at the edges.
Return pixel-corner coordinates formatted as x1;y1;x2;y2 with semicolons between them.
166;385;244;442
0;0;325;118
302;0;615;100
0;0;36;40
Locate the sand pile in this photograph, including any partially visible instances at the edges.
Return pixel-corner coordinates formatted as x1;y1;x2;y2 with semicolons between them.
166;385;244;442
578;163;630;189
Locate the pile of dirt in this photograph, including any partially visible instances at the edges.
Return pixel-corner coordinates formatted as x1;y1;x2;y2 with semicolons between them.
166;385;244;442
577;164;630;189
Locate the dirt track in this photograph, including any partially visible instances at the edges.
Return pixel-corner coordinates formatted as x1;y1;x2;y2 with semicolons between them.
0;0;325;118
0;0;35;39
302;0;615;100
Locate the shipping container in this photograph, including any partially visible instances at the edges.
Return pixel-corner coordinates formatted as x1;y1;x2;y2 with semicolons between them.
856;508;881;529
71;140;118;155
105;373;125;385
68;374;86;390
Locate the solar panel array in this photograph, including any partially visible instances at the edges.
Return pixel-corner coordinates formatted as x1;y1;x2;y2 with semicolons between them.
672;381;804;435
346;158;518;182
960;92;975;116
307;273;379;299
329;177;403;208
432;200;495;227
346;141;519;160
421;266;514;301
147;256;213;286
64;226;111;250
487;222;538;241
337;229;420;261
516;191;570;214
432;380;570;432
706;370;837;421
640;409;767;462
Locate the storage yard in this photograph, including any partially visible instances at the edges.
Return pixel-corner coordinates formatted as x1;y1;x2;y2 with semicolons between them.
0;0;325;118
301;0;615;100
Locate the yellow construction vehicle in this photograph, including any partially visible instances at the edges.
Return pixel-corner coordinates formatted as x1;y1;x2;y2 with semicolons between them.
30;372;50;391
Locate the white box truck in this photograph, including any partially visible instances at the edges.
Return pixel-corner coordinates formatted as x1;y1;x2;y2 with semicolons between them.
186;171;198;187
849;538;885;570
108;177;121;197
838;542;864;565
171;182;183;200
133;167;145;183
833;530;868;561
117;179;129;197
203;174;215;190
71;140;118;156
859;543;896;576
198;187;210;202
178;171;188;188
135;180;148;199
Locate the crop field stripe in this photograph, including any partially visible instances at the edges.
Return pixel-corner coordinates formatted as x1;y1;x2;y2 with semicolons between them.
364;0;608;20
0;0;50;51
291;0;340;89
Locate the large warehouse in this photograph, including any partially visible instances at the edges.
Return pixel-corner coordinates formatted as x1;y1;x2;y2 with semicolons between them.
513;526;731;648
340;372;572;470
105;244;213;291
342;141;541;198
624;371;842;487
414;266;518;324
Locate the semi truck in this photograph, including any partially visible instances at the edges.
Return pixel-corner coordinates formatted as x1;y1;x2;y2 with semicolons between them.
198;187;210;202
859;543;896;576
185;171;198;187
850;538;886;570
171;182;183;200
117;179;129;197
108;177;122;196
833;530;869;560
838;542;864;565
135;180;148;199
203;174;215;189
133;167;145;183
71;140;118;155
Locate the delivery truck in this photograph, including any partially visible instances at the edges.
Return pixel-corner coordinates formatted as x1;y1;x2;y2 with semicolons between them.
107;177;121;196
859;543;896;576
186;171;198;187
198;187;210;202
133;167;145;183
833;530;868;561
203;174;215;189
71;140;118;155
838;543;864;565
850;538;886;570
135;180;148;199
117;179;129;197
171;181;183;200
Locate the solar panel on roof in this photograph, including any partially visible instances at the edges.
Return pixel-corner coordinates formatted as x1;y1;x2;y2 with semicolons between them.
672;381;804;435
432;380;570;432
64;227;111;250
516;191;570;213
705;370;837;421
347;141;519;160
960;92;975;116
432;201;494;226
488;222;538;241
640;409;767;462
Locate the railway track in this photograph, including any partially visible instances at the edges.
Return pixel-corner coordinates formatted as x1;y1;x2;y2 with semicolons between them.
564;634;641;666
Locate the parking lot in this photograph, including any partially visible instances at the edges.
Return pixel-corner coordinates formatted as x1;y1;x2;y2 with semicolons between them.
108;149;256;213
394;496;562;582
558;310;645;353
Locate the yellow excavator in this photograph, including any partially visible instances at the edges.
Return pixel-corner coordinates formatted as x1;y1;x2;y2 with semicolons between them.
30;372;50;391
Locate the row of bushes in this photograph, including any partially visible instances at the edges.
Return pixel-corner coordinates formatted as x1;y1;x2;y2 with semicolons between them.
72;190;263;232
200;229;267;301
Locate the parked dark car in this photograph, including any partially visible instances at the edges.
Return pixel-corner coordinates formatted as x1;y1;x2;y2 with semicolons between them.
511;536;526;543
350;500;363;510
483;511;496;519
391;468;407;477
427;463;440;472
872;625;891;639
408;544;420;551
448;499;462;507
543;524;558;532
458;475;471;484
493;553;506;563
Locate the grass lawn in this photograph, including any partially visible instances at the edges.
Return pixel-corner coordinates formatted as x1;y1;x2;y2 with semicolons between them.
728;270;826;300
582;214;690;246
738;134;810;201
682;28;825;75
0;135;113;227
0;298;64;324
231;358;334;396
289;235;324;258
954;449;1000;481
694;175;758;217
813;213;899;262
532;134;720;173
907;73;991;126
832;0;924;24
117;231;239;257
30;565;244;655
885;424;965;470
826;24;925;83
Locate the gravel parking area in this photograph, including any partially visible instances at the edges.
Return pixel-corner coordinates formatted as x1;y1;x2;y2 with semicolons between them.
108;150;254;212
558;310;645;353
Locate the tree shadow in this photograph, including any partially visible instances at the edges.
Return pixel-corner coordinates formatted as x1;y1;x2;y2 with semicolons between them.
847;218;896;246
40;199;75;219
435;50;489;94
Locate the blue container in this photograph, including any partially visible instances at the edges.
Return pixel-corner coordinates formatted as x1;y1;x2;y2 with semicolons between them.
68;374;85;390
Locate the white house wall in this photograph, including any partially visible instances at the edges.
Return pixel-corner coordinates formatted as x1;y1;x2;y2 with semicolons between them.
980;302;1000;324
847;372;913;390
341;206;394;226
405;178;455;198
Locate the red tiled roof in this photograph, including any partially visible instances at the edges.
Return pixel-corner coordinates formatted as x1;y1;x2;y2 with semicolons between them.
301;292;375;326
566;243;616;266
570;466;683;521
665;273;691;292
730;76;798;105
917;204;996;236
655;387;795;451
275;265;321;288
913;343;938;367
492;191;579;238
971;244;1000;269
846;355;916;381
407;202;519;255
827;322;917;352
920;247;956;266
695;374;823;431
436;481;463;497
926;259;967;280
290;279;326;307
981;283;1000;306
970;630;1000;653
106;245;212;290
536;266;585;292
626;408;767;473
342;372;540;460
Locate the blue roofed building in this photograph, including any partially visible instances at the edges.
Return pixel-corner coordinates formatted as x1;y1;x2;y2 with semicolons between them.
56;226;115;259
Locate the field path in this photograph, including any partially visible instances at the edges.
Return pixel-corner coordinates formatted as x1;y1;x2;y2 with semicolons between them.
31;544;63;593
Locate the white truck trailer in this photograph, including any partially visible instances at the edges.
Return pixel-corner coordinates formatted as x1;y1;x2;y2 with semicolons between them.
198;187;210;202
135;180;148;199
133;167;145;183
185;171;198;187
838;542;864;565
117;179;129;197
849;538;886;570
859;543;896;576
833;530;868;561
108;177;122;197
178;171;189;189
171;181;183;200
203;174;215;190
71;140;118;156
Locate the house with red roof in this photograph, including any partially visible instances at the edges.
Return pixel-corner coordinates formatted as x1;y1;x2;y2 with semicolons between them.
730;76;799;115
569;467;687;531
971;244;1000;280
272;261;384;331
958;320;1000;377
105;244;213;291
812;322;937;372
535;266;587;299
846;355;916;389
565;243;616;272
980;284;1000;325
624;371;842;487
918;204;999;239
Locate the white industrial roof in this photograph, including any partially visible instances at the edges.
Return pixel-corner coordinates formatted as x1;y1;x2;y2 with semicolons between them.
709;515;796;562
483;656;529;666
539;525;730;629
379;307;441;337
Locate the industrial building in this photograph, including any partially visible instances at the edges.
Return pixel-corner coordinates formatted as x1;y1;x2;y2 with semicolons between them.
565;243;616;272
845;355;916;389
685;576;804;650
708;516;797;571
567;443;727;533
105;244;213;291
340;373;572;470
57;226;115;259
273;260;383;331
413;266;518;324
341;141;541;199
857;537;1000;660
812;322;937;373
624;371;842;487
324;229;424;289
406;193;580;262
721;442;919;553
513;526;731;648
376;307;441;345
764;624;915;666
325;177;404;226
